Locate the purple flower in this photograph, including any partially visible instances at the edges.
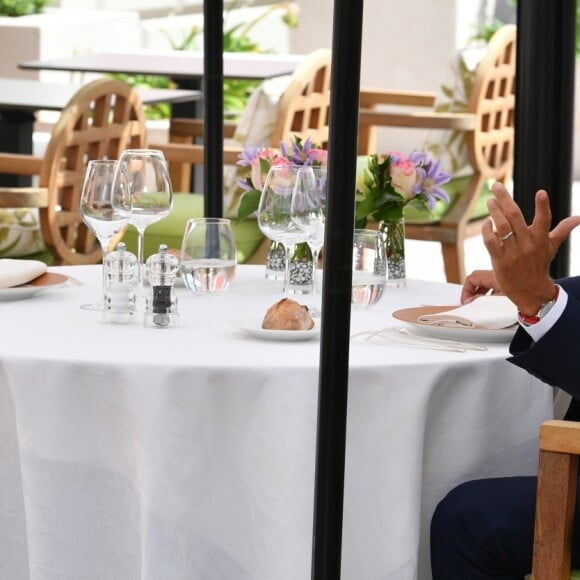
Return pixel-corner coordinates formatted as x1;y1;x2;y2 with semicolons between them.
419;158;451;209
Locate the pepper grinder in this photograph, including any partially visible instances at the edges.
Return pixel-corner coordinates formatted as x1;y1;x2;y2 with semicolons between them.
103;242;137;324
144;244;179;328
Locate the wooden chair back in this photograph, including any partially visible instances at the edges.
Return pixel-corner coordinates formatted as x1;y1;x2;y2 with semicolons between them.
531;419;580;579
39;78;147;264
270;48;331;148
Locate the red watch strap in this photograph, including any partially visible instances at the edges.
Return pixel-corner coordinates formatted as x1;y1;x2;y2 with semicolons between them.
518;285;559;325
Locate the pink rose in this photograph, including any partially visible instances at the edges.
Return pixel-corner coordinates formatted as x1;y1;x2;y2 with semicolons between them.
389;153;418;199
308;148;328;165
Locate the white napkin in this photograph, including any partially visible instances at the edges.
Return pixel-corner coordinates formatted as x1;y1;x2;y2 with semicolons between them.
417;295;518;329
0;259;47;289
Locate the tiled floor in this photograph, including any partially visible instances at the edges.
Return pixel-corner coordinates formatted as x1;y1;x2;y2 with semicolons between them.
405;183;580;284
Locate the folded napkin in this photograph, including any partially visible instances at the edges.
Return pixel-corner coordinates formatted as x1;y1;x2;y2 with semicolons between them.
417;295;518;329
0;259;47;289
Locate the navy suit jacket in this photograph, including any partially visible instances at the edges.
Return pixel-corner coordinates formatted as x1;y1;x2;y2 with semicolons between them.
509;276;580;418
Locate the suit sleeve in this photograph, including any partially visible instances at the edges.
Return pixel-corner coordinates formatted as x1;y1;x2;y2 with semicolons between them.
508;276;580;399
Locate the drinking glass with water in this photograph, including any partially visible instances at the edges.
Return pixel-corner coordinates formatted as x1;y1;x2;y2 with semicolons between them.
351;229;387;308
180;218;237;295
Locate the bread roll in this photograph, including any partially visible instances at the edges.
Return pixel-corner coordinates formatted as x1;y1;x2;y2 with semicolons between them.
262;298;315;331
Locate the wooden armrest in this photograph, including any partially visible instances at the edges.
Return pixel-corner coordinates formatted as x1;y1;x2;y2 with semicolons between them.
358;109;476;131
539;420;580;454
150;142;242;166
170;118;238;140
0;154;43;176
360;88;437;108
0;187;49;207
531;420;580;580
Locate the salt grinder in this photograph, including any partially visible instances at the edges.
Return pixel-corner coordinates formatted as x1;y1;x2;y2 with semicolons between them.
103;242;137;323
145;244;179;328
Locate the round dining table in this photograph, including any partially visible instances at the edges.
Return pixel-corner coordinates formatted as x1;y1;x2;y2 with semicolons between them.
0;264;553;580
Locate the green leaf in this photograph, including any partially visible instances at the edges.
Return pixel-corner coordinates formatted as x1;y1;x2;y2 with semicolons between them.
237;189;261;222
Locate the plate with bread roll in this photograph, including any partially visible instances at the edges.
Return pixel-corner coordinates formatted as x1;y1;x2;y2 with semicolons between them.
233;298;320;341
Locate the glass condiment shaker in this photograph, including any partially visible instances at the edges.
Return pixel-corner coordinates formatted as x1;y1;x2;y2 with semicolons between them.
103;242;137;324
144;244;179;328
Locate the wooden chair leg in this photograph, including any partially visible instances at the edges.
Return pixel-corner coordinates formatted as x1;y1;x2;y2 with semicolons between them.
532;450;578;580
441;242;465;284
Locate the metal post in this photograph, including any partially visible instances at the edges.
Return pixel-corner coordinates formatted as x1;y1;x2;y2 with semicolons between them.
514;0;577;278
312;1;364;578
203;0;224;218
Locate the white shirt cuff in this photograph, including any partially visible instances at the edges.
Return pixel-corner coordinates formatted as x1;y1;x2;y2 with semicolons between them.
521;284;568;342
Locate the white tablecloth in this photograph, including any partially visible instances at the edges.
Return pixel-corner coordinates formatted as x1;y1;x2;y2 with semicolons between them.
0;265;553;580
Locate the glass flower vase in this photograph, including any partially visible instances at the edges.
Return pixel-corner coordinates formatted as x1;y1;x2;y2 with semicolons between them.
265;240;286;281
379;218;406;288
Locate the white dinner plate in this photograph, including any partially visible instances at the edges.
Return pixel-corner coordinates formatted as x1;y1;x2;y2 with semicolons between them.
233;317;320;342
392;305;518;343
0;272;71;302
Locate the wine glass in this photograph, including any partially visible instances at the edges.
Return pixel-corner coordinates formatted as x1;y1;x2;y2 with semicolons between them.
291;165;327;315
180;217;237;295
257;165;308;295
120;149;173;283
79;159;132;310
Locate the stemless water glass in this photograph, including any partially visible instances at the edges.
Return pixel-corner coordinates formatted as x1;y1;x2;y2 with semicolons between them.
79;159;132;310
180;217;237;295
257;165;307;295
290;165;327;315
351;229;387;308
120;149;173;281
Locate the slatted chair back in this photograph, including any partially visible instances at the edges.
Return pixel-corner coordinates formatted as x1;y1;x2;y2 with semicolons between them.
40;78;147;264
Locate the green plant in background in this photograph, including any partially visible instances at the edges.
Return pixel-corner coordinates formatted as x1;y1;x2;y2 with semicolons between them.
114;1;299;120
475;0;580;58
0;0;50;16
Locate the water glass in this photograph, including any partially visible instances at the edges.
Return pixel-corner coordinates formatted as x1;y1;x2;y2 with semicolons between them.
180;218;237;295
351;229;387;308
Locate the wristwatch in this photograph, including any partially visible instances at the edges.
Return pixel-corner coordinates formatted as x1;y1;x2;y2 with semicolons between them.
518;285;560;327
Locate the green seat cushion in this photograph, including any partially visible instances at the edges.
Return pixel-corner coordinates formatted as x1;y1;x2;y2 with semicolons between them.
12;249;55;266
572;570;580;579
121;193;264;264
356;155;492;225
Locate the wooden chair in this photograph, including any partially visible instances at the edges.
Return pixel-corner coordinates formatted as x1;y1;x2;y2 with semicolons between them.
531;420;580;580
357;24;517;283
0;78;147;265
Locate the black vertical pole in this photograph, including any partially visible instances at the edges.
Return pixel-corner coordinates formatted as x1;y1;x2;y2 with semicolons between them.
312;1;364;579
514;0;576;278
203;0;224;218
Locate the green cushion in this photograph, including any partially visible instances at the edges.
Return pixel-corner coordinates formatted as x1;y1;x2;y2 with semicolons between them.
13;249;55;266
121;193;264;263
355;155;492;225
572;570;580;579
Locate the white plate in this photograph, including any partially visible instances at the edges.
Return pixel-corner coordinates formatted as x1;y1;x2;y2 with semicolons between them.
0;272;71;302
233;318;320;342
392;305;517;343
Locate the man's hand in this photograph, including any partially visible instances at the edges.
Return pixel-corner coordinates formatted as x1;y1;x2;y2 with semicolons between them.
481;182;580;315
461;270;502;304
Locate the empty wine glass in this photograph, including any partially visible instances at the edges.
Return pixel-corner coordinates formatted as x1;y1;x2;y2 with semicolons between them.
180;218;237;295
120;149;173;283
257;165;308;295
291;165;327;315
79;159;132;310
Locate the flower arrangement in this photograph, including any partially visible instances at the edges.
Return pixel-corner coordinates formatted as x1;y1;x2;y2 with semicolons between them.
236;136;328;221
355;151;451;228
